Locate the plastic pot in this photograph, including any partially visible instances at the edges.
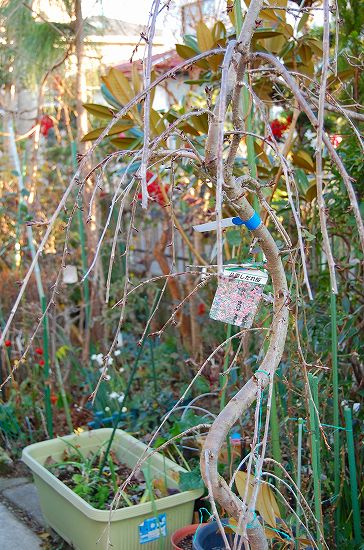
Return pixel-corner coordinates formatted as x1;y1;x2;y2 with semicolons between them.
22;428;204;550
171;523;207;549
192;521;242;549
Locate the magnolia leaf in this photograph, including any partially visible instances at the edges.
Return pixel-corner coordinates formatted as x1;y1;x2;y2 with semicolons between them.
303;37;323;55
253;29;285;39
305;183;317;203
150;108;166;136
235;471;280;528
181;123;201;136
81;126;106;141
254;140;270;165
260;9;281;23
280;22;293;39
298;12;310;32
110;136;141;149
208;53;224;72
81;120;133;141
101;68;134;106
196;21;214;52
212;21;226;43
292;150;315;172
176;43;197;59
327;69;355;88
131;62;142;95
295;168;309;194
294;60;315;78
183;34;200;52
84;103;116;119
175;44;209;69
253;80;274;101
298;44;312;65
190;112;209;134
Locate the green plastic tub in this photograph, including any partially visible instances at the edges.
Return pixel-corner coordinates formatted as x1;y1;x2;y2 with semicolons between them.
22;428;203;550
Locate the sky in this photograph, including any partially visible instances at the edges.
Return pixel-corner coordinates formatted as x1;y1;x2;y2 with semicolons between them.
82;0;163;27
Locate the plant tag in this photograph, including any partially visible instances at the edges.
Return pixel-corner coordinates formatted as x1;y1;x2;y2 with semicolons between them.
209;267;268;328
138;513;167;544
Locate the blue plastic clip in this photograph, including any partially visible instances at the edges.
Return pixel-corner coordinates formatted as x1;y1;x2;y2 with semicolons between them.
232;211;261;231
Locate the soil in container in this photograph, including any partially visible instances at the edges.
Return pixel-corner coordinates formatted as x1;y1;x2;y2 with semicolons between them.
45;440;178;510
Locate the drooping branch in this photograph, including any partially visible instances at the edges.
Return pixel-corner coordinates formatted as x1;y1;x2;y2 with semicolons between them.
252;51;364;256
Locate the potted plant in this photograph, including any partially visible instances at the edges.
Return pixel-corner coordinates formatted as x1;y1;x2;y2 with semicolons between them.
22;428;204;550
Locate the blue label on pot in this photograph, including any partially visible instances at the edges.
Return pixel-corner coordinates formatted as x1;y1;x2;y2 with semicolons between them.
139;513;167;544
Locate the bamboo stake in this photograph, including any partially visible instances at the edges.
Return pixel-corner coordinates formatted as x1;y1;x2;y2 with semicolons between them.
8;115;53;436
98;289;162;476
331;292;341;538
71;141;91;330
270;382;282;480
234;0;260;215
295;417;303;549
41;296;53;438
308;374;322;549
344;406;362;545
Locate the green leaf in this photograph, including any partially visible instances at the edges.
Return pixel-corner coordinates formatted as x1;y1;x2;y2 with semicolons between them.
196;21;214;52
110;136;142;149
297;12;309;32
305;183;317;203
81;120;134;142
253;28;284;39
176;44;209;70
84;103;116;119
179;469;204;491
101;68;134;106
292;150;315;172
226;229;242;247
302;228;316;241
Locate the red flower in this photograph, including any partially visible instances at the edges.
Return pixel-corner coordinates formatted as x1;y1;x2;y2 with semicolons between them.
40;115;54;137
269;117;291;140
50;393;58;405
35;347;43;355
39;359;45;366
197;303;206;316
4;340;11;347
137;171;169;206
330;134;343;149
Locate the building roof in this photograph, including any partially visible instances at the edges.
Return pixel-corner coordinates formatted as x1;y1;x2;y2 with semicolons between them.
115;49;184;75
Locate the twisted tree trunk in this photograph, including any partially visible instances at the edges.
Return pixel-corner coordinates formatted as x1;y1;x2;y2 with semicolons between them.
200;1;289;547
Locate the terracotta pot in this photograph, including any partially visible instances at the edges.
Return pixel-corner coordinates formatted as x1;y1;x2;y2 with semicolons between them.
171;524;207;550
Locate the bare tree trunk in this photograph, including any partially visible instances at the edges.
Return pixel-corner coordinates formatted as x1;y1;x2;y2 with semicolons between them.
199;1;288;548
75;0;88;153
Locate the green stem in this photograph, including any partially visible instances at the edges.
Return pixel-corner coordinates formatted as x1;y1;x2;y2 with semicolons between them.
344;406;362;545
